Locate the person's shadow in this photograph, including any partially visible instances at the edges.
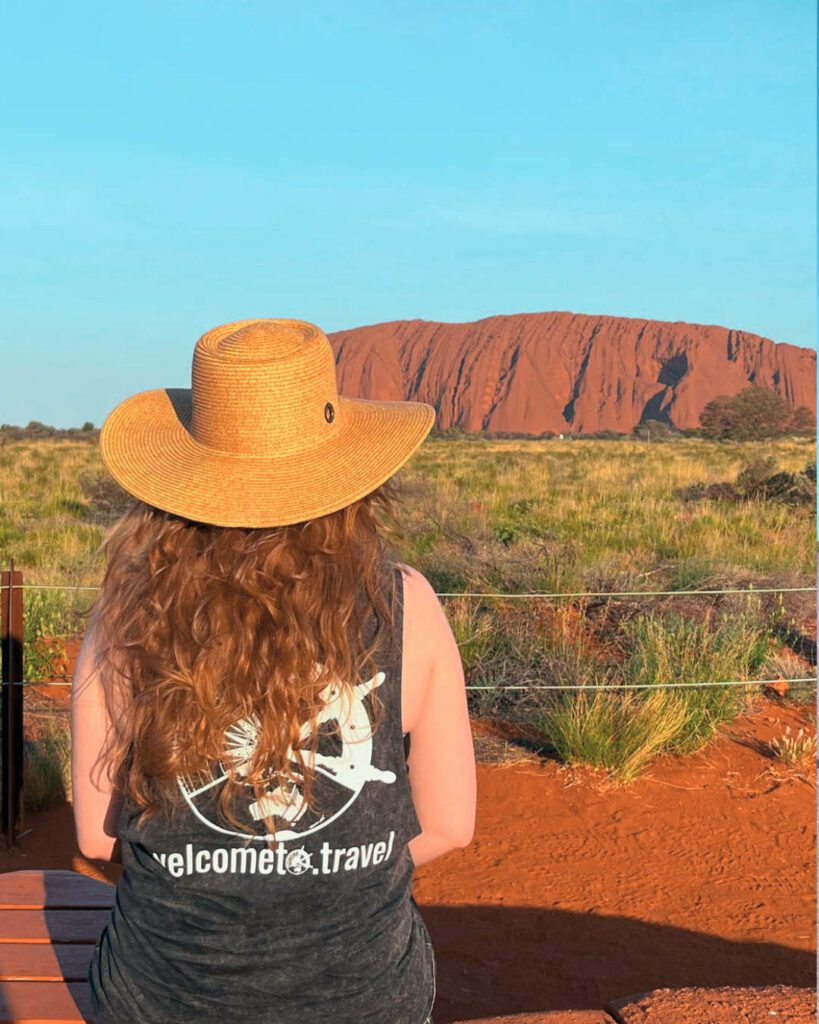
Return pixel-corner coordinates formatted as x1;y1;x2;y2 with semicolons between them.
418;904;815;1023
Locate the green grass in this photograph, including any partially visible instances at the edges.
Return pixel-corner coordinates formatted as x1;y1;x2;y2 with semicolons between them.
527;607;771;783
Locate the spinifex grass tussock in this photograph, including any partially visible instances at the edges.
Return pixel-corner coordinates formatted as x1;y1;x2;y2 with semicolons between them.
476;604;770;784
539;684;691;786
0;433;815;790
616;608;770;755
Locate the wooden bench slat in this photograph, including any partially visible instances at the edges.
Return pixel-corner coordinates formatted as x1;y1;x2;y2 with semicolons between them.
0;944;95;982
0;873;114;911
0;912;109;945
0;980;92;1023
0;877;99;1021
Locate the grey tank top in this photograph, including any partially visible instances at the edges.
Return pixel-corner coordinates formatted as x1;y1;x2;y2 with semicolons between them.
88;565;436;1024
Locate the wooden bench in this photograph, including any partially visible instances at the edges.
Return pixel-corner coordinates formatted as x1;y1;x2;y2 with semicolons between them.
0;870;113;1023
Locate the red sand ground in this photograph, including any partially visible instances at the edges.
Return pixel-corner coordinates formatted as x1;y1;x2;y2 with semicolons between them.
5;678;815;1023
413;702;816;1021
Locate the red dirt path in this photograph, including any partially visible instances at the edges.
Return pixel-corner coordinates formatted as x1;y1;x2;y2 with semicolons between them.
4;694;815;1022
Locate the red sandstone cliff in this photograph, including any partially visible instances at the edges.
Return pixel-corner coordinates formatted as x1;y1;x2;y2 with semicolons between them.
329;312;816;434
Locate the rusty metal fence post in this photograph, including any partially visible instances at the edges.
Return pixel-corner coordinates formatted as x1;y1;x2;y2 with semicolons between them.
1;560;24;847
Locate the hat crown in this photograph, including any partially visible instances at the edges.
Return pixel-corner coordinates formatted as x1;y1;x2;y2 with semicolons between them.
191;319;340;457
214;320;314;362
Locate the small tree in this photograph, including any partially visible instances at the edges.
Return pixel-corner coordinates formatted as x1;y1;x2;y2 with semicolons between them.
699;395;735;440
700;386;795;441
634;418;674;441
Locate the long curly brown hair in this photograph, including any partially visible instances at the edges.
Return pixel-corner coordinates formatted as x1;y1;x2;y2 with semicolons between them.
82;478;404;846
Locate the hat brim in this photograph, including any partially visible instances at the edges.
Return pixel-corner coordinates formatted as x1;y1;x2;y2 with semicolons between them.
99;389;435;527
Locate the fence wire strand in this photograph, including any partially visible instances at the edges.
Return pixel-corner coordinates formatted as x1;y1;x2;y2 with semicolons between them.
3;583;816;597
9;677;816;691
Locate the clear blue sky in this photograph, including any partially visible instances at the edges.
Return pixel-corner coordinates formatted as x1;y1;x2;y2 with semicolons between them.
2;0;815;428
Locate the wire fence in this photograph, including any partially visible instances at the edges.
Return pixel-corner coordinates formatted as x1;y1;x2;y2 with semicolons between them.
3;564;817;841
4;575;816;695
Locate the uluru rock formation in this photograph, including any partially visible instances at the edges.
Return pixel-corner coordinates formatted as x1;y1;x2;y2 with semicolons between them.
329;312;816;434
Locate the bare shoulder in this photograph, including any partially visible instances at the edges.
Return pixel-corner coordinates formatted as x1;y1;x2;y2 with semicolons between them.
395;562;448;642
396;562;463;668
394;562;462;733
395;560;432;588
395;563;438;733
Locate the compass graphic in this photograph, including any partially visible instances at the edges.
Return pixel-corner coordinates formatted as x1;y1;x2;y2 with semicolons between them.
177;669;396;842
284;849;312;875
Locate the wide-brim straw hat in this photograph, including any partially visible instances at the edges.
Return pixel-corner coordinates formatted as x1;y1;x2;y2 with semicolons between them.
99;318;436;528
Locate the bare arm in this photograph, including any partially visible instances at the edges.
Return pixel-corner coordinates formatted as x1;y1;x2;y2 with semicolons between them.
70;621;125;863
402;566;476;867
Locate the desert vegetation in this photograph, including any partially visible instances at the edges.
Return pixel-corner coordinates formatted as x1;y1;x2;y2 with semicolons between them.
698;385;815;441
0;432;814;807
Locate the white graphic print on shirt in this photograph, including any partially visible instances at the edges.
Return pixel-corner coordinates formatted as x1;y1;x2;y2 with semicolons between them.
151;830;398;878
175;669;396;844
